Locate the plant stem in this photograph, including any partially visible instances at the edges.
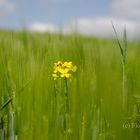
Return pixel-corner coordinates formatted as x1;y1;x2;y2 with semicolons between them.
65;78;69;114
64;78;71;140
122;27;127;112
122;62;127;111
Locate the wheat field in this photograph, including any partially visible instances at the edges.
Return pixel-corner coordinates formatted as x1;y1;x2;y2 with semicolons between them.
0;30;140;140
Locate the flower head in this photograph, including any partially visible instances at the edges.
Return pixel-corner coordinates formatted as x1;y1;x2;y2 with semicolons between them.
52;61;77;80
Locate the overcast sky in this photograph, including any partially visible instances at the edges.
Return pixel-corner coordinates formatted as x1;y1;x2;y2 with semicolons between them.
0;0;140;38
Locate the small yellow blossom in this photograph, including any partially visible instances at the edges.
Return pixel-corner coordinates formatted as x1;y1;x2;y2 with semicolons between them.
62;62;72;68
52;73;58;80
52;61;77;80
54;61;62;67
59;68;69;73
72;65;77;72
60;69;71;78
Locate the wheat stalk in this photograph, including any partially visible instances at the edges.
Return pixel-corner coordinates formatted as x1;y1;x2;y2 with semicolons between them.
112;23;127;111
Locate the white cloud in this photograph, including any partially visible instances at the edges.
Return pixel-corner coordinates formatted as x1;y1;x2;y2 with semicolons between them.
0;0;16;14
111;0;140;18
29;17;140;39
64;17;139;39
29;22;58;33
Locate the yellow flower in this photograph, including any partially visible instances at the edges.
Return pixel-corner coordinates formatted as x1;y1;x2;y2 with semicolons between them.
63;62;72;68
72;65;77;72
59;68;69;74
52;61;77;80
59;68;71;78
61;72;71;78
53;67;58;73
52;73;58;80
54;61;62;67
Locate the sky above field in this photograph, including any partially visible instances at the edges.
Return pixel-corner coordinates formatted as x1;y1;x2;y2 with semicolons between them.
0;0;140;39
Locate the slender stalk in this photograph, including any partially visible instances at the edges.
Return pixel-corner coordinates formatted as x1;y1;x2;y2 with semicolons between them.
122;27;127;111
81;113;86;140
64;78;71;140
112;24;127;111
122;63;127;110
54;83;58;107
64;78;69;114
9;112;14;140
1;106;5;140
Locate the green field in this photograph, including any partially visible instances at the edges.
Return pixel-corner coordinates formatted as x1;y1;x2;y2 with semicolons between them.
0;30;140;140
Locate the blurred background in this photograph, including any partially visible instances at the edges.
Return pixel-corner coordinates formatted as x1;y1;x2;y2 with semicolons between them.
0;0;140;39
1;1;140;140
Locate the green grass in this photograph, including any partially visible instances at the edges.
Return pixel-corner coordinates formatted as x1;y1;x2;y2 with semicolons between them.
0;30;140;140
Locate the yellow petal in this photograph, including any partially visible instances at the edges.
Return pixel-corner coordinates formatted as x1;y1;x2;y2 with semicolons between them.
65;73;71;78
72;66;77;72
59;68;64;73
54;69;58;73
64;68;69;73
52;74;58;78
60;74;65;77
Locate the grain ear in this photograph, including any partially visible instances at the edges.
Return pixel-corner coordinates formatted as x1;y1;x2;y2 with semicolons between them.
111;22;123;56
112;23;128;111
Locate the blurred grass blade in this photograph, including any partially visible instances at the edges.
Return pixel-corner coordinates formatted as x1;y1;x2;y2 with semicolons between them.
17;79;32;94
9;112;15;140
123;26;127;64
1;98;13;110
122;26;127;111
111;22;123;56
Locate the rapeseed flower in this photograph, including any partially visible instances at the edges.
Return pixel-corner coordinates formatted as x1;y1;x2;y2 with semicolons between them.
52;61;77;80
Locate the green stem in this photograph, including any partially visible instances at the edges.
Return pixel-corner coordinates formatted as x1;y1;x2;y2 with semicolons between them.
64;78;71;140
122;63;127;111
65;78;69;114
54;83;58;106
